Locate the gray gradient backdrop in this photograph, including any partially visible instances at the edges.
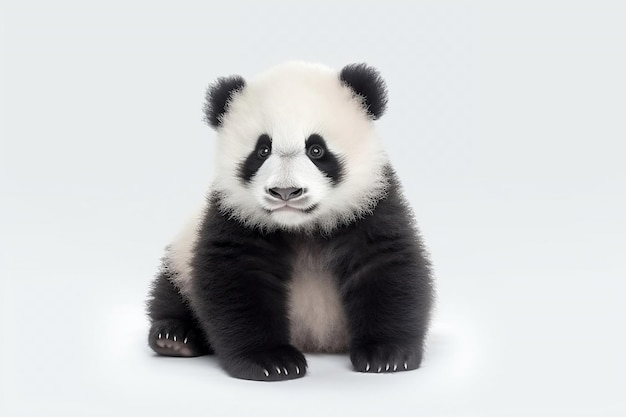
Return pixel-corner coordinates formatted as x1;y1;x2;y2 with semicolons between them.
1;1;625;416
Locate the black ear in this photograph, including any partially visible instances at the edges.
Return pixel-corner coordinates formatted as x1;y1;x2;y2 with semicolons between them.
339;63;388;120
203;75;246;128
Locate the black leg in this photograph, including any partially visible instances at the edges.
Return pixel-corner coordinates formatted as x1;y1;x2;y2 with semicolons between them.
189;205;307;381
147;270;213;357
333;175;434;373
342;257;432;373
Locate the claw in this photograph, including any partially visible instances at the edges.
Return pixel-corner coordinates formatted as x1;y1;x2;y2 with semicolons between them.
264;369;270;377
296;366;300;374
365;363;370;372
284;367;288;375
165;333;169;339
183;337;188;344
393;363;398;371
276;366;281;375
385;363;390;371
173;335;177;342
377;366;382;373
158;333;162;339
404;362;408;370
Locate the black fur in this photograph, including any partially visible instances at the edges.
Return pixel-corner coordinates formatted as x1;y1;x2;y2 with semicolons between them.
147;167;433;381
238;134;272;183
332;169;432;372
305;134;344;184
204;75;246;128
340;63;388;120
188;200;305;380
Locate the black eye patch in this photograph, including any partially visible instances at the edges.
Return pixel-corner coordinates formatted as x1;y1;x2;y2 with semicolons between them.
305;134;343;184
238;134;272;183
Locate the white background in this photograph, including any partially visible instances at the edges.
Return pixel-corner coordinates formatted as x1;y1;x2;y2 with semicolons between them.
1;1;625;416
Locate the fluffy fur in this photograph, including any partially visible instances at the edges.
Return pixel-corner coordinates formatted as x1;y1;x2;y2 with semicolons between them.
147;62;434;381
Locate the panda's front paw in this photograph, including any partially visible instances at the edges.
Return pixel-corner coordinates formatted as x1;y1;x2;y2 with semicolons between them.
350;343;422;373
224;345;307;382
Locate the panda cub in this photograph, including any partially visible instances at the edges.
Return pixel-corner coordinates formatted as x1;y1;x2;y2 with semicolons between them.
147;62;434;381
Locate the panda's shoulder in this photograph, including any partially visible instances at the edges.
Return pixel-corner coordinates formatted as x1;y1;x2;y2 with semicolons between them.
343;169;414;235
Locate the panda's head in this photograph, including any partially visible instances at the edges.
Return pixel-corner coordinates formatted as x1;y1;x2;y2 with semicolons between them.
205;62;390;233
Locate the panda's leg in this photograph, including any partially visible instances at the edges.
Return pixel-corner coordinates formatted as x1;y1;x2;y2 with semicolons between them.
334;195;434;373
147;271;213;357
189;225;307;381
340;251;433;374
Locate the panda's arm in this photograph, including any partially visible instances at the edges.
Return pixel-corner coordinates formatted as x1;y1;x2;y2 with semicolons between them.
188;201;307;381
333;175;434;373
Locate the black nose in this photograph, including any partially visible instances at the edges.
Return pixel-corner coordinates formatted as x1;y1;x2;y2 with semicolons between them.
267;187;304;201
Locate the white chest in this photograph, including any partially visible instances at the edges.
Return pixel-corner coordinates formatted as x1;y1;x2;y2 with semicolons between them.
287;244;350;353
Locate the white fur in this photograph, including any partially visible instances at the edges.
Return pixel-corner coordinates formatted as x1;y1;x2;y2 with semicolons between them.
287;243;349;352
212;61;389;233
167;205;205;297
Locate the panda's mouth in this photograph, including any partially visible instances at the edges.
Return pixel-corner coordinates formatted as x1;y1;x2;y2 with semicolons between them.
265;204;318;214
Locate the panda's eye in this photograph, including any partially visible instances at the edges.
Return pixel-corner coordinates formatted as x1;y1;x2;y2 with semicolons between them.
307;144;325;159
258;145;271;158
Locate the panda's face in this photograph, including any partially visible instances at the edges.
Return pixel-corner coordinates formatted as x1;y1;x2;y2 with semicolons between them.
235;132;341;226
209;62;390;232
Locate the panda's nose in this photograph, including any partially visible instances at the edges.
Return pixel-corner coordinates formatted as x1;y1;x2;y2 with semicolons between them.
267;187;304;201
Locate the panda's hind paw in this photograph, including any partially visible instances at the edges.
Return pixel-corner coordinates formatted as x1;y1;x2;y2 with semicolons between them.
148;319;211;357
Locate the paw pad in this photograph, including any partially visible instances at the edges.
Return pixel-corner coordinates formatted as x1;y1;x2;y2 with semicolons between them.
149;319;210;357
